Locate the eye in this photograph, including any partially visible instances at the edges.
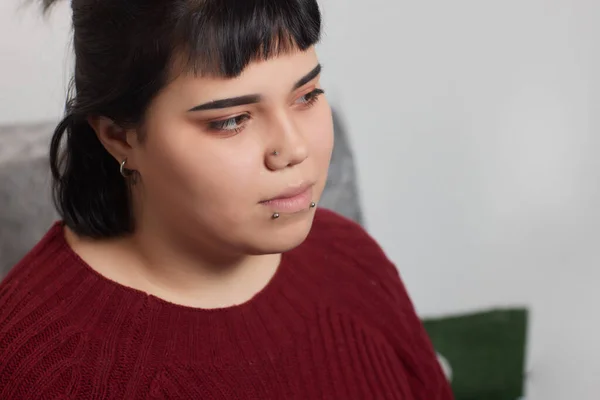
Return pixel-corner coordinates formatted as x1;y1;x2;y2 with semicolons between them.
207;114;251;134
295;88;325;108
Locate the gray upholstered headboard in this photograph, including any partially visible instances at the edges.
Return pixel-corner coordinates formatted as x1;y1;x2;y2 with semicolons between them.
319;110;363;225
0;109;362;277
0;122;58;277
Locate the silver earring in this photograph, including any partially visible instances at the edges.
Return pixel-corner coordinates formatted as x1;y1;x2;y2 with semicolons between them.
272;150;279;156
310;202;316;208
272;212;280;219
120;158;134;178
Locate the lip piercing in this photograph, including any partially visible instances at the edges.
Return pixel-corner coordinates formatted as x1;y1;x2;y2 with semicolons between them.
272;202;316;220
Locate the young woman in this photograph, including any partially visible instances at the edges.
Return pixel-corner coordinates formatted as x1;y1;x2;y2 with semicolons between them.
0;0;453;398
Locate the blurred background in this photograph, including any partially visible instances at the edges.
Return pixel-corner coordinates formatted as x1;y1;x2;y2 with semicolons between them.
1;0;598;399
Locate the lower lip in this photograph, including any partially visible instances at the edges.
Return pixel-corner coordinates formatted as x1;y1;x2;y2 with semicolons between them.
260;187;314;213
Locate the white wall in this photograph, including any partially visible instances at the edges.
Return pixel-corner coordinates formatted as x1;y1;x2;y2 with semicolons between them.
318;1;600;398
1;1;599;398
0;1;72;125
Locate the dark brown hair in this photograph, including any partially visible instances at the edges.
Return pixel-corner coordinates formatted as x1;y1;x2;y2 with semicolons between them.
40;0;322;238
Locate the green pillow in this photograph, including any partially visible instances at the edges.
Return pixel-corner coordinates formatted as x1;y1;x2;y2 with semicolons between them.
423;308;528;400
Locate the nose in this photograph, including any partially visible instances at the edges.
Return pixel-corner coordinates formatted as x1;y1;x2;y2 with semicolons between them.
265;111;309;171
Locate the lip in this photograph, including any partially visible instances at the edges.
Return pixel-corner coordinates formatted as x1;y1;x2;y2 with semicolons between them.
260;183;315;213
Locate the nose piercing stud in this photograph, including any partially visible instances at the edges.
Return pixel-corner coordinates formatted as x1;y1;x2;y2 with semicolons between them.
272;150;279;156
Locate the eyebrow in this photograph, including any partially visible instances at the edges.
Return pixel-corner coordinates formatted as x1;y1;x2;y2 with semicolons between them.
292;63;322;91
188;63;322;112
187;94;262;112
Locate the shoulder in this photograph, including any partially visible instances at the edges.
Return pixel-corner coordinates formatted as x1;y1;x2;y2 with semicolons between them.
303;208;410;304
0;222;86;324
307;208;394;275
0;226;91;396
0;222;61;316
0;223;66;314
309;208;384;254
0;223;86;371
306;210;452;397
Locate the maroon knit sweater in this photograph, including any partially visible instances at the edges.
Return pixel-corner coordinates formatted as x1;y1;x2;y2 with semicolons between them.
0;209;452;399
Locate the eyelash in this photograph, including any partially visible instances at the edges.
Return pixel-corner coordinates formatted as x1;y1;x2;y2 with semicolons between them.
207;114;250;134
207;88;325;135
295;88;325;108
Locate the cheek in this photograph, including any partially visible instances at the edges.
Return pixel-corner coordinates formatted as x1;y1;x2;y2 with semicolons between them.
306;103;335;167
138;123;261;215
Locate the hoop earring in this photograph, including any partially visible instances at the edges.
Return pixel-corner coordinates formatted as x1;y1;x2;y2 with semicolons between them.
119;158;134;178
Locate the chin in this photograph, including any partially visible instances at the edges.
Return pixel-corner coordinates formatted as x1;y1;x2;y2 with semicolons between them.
244;211;316;255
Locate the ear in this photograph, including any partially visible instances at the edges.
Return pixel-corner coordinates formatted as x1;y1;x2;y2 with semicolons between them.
88;116;139;168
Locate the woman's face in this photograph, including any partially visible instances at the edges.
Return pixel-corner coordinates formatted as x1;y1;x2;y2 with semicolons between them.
131;47;334;255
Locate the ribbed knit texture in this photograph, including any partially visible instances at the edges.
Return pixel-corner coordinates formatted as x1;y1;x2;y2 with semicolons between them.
0;209;452;399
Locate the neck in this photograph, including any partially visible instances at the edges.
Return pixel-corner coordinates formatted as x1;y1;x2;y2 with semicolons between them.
66;217;281;309
128;218;281;308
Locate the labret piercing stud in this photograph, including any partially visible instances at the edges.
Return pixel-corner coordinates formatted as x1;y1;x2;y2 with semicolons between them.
271;202;317;219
